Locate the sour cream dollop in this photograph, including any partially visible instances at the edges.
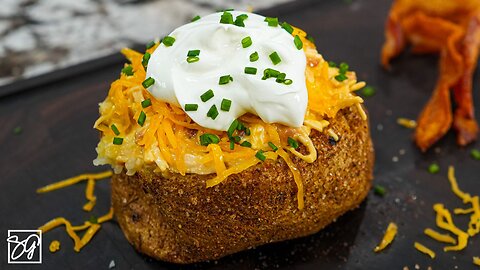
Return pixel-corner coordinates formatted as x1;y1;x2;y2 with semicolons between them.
146;11;308;131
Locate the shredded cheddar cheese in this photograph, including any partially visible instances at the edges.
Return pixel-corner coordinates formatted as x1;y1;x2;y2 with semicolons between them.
374;222;398;252
93;28;366;210
414;242;436;259
49;240;60;253
474;256;480;266
424;228;456;244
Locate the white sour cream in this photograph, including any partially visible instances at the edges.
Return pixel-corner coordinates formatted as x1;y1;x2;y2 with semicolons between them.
146;11;308;131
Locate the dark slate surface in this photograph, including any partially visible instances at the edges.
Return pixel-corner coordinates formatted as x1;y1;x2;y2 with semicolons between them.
0;0;479;269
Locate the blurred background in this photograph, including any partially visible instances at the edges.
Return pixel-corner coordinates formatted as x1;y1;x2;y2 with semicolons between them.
0;0;292;86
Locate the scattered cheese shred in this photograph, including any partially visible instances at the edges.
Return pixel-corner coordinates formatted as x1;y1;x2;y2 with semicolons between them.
397;118;417;129
433;203;469;251
49;240;60;253
374;222;398;252
414;242;436;259
424;228;456;244
474;256;480;266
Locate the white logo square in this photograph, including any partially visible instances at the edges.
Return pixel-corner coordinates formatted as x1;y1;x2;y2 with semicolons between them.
6;230;42;264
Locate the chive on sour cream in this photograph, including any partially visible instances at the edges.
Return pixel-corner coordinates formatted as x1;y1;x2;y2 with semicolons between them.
145;11;308;131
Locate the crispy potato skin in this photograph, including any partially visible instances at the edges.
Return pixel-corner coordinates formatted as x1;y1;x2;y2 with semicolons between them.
111;107;374;264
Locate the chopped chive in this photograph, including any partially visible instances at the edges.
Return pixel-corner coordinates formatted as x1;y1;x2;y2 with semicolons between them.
191;15;201;22
262;68;281;80
471;149;480;160
288;137;299;149
264;17;278;27
200;89;214;102
142;77;155;88
306;34;315;44
162;36;176;47
236;121;245;131
335;74;348;82
244;67;257;75
199;133;220;146
428;163;440;174
250;51;259;62
13;126;22;135
142;52;151;70
255;150;266;161
111;124;120;135
362;86;376;97
220;11;234;24
88;215;98;224
146;41;155;49
373;185;386;197
219;75;233;85
236;14;248;20
276;73;286;83
221;99;232;111
121;65;134;76
137;111;146;126
184;103;198;111
113;137;123;145
141;99;152;108
207;105;219;120
187;50;200;57
328;61;337;67
232;136;241;142
245;127;251;136
230;140;235;150
241;36;252;48
283;79;293;85
187;56;199;63
294;35;303;50
268;142;278;151
269;52;282;65
281;22;294;34
339;62;349;73
234;14;248;27
228;119;239;137
240;141;252;147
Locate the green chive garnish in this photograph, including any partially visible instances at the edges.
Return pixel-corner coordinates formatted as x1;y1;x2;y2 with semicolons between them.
200;133;220;146
283;79;293;85
276;73;286;83
111;124;120;135
142;52;151;70
306;34;315;44
268;142;278;151
191;15;201;22
220;11;234;24
264;17;278;27
373;185;386;197
184;104;198;111
339;62;349;73
361;86;376;97
200;89;214;102
328;61;337;67
281;22;294;34
255;150;266;161
232;136;241;142
113;137;123;145
141;99;152;108
245;127;251;136
288;137;299;149
250;51;259;62
228;119;239;137
294;35;303;50
187;50;200;57
187;56;199;63
262;68;281;80
335;74;348;82
230;140;235;150
219;75;233;85
244;67;257;75
221;99;232;111
13;126;22;135
142;77;155;88
162;36;176;47
121;65;134;76
88;215;98;224
234;14;248;27
428;163;440;174
241;36;252;48
269;52;282;65
471;149;480;160
207;105;219;120
240;141;252;147
146;41;155;49
137;111;146;126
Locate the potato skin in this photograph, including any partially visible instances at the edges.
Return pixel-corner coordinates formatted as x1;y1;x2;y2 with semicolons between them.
111;106;374;264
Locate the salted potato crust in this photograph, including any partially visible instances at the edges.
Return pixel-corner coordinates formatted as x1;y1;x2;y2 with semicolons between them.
111;106;374;263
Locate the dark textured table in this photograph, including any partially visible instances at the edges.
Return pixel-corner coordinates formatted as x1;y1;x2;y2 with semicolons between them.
1;0;479;269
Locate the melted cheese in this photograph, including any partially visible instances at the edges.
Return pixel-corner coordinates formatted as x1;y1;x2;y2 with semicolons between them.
414;242;436;259
374;222;398;252
93;27;366;210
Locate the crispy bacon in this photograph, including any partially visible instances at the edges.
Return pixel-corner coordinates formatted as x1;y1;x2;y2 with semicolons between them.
381;0;480;151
